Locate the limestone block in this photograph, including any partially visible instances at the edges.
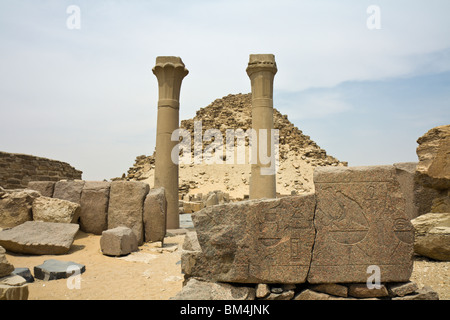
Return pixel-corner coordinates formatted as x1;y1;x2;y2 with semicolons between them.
100;226;138;256
0;221;79;255
27;181;55;197
0;275;28;300
0;252;14;278
0;189;40;228
107;181;150;245
184;194;316;284
183;201;204;213
308;165;414;283
79;181;110;235
416;125;450;190
143;188;166;243
32;196;80;224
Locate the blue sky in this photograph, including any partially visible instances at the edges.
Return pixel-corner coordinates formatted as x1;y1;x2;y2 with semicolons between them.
0;0;449;180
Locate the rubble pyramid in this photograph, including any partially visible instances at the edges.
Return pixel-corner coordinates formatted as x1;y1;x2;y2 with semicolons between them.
123;93;347;199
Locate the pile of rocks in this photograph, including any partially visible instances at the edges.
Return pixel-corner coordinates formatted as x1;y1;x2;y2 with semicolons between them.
175;164;440;300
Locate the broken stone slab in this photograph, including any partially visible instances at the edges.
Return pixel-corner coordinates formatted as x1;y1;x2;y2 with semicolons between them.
0;221;79;255
183;201;204;213
100;226;138;257
387;281;419;297
79;181;110;235
171;278;255;300
12;268;34;283
53;180;85;204
183;194;316;284
411;212;450;261
32;196;81;224
27;181;55;197
143;188;167;243
0;189;40;228
108;181;150;245
34;259;85;281
308;165;414;284
309;283;348;298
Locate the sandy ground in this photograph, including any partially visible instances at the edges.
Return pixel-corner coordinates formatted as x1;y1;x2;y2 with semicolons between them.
5;229;449;300
5;232;185;300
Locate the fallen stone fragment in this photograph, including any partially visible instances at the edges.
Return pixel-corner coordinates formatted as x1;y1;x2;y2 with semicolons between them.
310;283;348;298
392;286;439;300
171;278;255;300
32;196;81;224
263;290;295;300
294;289;333;300
255;284;270;299
347;283;389;298
100;226;138;256
0;221;79;255
387;281;419;297
34;259;86;281
12;268;34;283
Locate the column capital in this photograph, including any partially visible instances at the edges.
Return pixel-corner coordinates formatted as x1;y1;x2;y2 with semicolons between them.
246;54;277;77
152;56;189;79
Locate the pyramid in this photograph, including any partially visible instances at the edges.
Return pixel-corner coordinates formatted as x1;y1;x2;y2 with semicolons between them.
122;93;347;199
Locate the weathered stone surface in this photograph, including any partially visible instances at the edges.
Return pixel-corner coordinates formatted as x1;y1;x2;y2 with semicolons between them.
143;188;166;243
310;283;348;297
0;274;27;286
34;259;85;281
308;165;414;283
32;196;80;224
0;251;14;278
394;162;420;219
431;190;450;213
27;181;55;197
392;286;439;300
0;189;40;228
79;181;110;235
180;231;202;276
387;281;419;297
411;212;450;261
184;194;316;283
171;278;255;300
348;283;389;298
205;193;219;207
0;221;79;255
416;125;450;190
12;268;34;283
108;181;149;245
53;180;85;204
100;226;138;256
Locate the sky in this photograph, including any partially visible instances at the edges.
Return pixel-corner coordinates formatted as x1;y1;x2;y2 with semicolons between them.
0;0;449;180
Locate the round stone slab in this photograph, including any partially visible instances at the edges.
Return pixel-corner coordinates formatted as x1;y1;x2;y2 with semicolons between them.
34;259;86;281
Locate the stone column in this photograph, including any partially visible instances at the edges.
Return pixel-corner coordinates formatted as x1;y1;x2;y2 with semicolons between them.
246;54;277;199
152;56;189;229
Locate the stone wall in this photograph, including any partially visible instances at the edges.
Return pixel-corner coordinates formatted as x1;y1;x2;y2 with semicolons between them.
0;151;82;189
